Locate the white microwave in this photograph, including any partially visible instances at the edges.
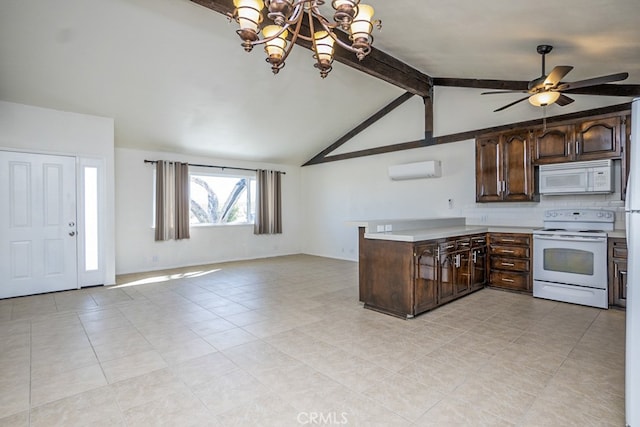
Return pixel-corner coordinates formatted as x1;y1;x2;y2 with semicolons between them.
539;159;613;195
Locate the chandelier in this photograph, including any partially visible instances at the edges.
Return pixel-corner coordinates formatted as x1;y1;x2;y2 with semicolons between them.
230;0;381;78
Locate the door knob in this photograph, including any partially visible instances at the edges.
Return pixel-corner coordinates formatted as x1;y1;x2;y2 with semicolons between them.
69;231;76;237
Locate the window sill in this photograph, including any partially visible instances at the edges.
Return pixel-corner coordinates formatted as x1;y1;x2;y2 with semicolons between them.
189;223;254;228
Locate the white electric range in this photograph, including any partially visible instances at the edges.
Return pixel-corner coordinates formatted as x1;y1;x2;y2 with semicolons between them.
533;209;615;309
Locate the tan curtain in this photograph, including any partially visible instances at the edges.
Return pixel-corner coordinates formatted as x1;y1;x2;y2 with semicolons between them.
254;169;282;235
155;161;190;241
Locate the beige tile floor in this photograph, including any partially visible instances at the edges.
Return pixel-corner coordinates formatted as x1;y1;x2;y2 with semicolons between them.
0;255;626;426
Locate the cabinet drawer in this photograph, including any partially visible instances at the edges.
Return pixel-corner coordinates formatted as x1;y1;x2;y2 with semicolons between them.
490;257;529;272
491;234;530;246
612;245;627;259
490;245;530;258
439;241;457;253
456;238;471;249
490;271;529;291
471;235;487;247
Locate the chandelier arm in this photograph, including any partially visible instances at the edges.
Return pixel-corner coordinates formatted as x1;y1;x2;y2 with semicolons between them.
308;4;340;30
277;10;305;66
250;23;293;46
282;1;305;26
324;28;363;56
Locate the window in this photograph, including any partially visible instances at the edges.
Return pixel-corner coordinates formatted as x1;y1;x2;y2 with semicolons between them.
189;172;256;225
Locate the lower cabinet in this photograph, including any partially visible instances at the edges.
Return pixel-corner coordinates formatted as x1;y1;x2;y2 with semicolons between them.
470;235;488;291
359;228;488;318
608;237;628;308
415;244;439;314
488;233;532;293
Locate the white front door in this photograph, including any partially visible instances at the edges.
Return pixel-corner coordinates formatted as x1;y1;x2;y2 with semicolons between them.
0;151;78;299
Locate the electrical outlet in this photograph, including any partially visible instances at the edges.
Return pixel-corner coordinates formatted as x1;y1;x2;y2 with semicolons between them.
384;224;392;232
376;225;385;232
448;198;454;209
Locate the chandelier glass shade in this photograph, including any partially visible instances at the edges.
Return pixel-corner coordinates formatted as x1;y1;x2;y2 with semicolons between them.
230;0;381;78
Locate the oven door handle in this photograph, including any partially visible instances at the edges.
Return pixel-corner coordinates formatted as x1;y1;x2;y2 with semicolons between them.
533;235;606;243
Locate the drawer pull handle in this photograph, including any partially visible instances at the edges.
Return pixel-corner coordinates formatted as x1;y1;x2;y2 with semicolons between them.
500;250;515;254
501;262;515;267
501;239;515;242
502;278;515;283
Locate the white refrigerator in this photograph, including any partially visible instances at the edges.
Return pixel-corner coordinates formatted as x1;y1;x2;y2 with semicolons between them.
626;97;640;427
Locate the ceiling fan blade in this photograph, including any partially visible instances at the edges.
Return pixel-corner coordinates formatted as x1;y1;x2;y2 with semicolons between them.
557;72;629;91
562;83;640;96
481;90;529;95
494;96;530;112
544;66;574;87
555;94;575;106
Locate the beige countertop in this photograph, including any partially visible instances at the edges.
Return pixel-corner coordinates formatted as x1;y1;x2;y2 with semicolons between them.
359;219;625;242
364;226;488;242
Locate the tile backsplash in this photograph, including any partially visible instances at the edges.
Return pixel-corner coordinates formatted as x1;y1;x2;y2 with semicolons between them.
464;193;626;230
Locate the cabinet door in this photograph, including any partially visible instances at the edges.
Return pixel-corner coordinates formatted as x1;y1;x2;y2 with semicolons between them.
414;245;439;314
470;247;487;290
575;116;622;160
476;135;502;202
533;125;574;164
502;131;535;201
439;253;456;303
455;251;471;295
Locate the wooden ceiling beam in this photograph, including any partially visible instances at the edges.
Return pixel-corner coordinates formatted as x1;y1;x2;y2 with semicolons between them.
189;0;432;97
433;78;640;97
307;102;632;165
433;78;529;91
303;92;416;166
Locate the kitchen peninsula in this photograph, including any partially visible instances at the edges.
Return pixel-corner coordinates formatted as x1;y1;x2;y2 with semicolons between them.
356;218;534;318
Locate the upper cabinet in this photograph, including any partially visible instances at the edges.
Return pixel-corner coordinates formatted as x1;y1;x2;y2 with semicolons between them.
476;130;536;203
476;109;630;203
533;114;625;165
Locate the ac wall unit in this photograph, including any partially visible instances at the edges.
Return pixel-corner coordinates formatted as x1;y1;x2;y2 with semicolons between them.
388;160;442;180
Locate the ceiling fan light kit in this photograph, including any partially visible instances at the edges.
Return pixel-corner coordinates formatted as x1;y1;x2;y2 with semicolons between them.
230;0;381;78
484;44;629;112
528;91;560;107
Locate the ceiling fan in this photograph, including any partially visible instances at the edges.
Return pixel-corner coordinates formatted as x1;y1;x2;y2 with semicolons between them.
482;45;629;112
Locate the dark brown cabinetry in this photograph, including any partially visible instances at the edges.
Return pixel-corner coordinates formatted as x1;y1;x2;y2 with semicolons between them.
415;243;439;314
488;233;532;293
476;131;536;203
476;110;630;203
470;235;488;291
359;228;487;318
608;237;628;308
533;114;625;164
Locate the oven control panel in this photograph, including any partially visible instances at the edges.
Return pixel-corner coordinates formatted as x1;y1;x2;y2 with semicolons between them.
542;209;615;232
544;209;614;221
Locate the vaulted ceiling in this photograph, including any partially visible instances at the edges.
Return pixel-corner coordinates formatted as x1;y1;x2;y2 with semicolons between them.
1;0;638;165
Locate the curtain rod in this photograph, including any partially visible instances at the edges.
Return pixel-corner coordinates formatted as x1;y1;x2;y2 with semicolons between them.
143;160;285;175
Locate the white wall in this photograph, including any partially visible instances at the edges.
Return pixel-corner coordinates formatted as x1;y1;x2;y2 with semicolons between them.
301;89;629;261
0;101;116;284
115;148;302;274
